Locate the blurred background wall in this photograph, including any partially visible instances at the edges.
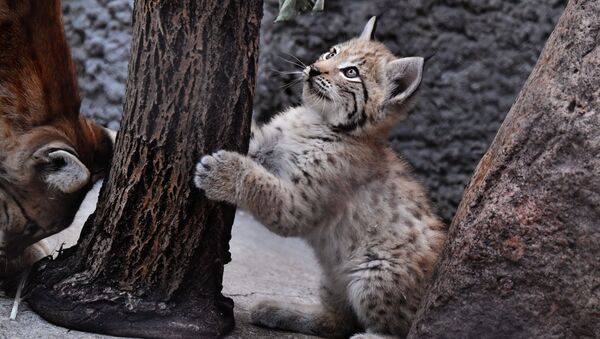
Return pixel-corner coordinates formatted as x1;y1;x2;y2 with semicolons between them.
63;0;566;222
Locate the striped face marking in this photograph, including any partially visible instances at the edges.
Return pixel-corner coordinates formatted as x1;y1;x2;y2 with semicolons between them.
301;36;423;135
302;41;390;133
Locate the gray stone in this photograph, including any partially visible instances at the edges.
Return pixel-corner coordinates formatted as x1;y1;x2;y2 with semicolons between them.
408;0;600;336
62;0;133;127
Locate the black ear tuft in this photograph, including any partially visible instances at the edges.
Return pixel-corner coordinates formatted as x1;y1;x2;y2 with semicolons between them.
359;16;377;40
424;51;437;65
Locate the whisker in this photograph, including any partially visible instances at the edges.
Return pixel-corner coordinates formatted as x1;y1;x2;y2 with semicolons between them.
321;96;326;114
281;82;302;92
10;267;30;320
281;77;304;91
267;68;303;76
276;55;305;70
282;51;307;68
331;90;343;108
331;93;339;109
281;81;299;91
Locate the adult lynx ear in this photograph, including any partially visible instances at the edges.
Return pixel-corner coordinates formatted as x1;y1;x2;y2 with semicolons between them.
382;57;424;113
33;143;91;194
359;16;377;40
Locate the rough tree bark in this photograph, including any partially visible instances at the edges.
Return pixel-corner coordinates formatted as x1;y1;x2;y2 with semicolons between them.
408;1;599;338
27;1;262;338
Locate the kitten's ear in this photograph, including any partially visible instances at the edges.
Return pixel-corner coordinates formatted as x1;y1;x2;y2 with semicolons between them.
382;57;424;113
359;16;377;40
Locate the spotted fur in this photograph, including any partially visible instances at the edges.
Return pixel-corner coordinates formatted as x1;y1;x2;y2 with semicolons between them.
0;0;114;276
195;17;446;338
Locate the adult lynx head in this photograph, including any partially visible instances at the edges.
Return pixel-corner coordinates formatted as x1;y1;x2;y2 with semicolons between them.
0;0;113;264
302;17;424;134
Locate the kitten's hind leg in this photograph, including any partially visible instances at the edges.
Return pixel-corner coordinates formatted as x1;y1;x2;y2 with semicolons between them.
251;300;358;338
347;269;413;338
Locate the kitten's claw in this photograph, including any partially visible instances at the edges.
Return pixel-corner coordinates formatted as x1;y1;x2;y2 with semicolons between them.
213;150;228;161
194;155;215;189
194;155;216;188
201;154;217;167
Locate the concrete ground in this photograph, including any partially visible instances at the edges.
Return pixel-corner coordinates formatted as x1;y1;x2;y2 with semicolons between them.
0;211;322;339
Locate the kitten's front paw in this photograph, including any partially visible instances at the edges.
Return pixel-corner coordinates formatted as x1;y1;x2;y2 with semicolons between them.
194;150;241;202
194;154;217;188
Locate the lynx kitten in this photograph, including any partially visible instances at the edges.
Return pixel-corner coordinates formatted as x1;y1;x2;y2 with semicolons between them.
195;17;446;338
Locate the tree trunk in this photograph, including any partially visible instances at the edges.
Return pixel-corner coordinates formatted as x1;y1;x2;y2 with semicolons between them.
408;1;600;338
27;1;262;338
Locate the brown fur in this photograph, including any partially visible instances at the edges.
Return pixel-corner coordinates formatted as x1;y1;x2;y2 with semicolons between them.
0;0;113;275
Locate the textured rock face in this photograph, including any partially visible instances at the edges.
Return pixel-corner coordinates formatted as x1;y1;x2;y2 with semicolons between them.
62;0;565;221
408;0;600;337
62;0;133;130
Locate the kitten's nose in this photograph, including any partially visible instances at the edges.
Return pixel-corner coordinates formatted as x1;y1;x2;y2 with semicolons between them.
308;65;321;77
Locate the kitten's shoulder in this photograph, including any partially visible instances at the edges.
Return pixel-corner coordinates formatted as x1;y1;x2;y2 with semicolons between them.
253;106;319;139
270;106;319;128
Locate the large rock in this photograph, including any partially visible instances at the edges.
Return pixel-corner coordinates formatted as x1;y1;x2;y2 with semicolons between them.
408;0;600;337
62;0;566;221
62;0;133;130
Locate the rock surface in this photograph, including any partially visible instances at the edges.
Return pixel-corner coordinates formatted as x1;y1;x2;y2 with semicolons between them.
63;0;566;221
408;0;600;337
62;0;133;130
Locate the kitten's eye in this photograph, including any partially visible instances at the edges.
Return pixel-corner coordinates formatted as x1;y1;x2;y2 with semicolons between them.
324;49;336;60
342;67;359;78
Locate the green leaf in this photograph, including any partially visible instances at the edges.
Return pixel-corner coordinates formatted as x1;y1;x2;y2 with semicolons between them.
313;0;324;11
275;0;325;22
